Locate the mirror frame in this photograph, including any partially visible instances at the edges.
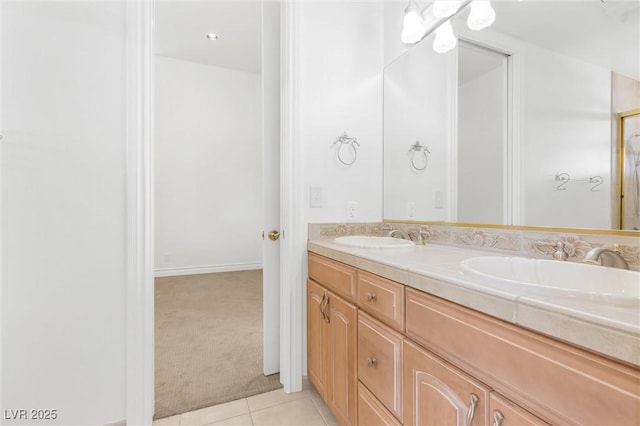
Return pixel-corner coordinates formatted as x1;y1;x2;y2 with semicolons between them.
383;218;640;237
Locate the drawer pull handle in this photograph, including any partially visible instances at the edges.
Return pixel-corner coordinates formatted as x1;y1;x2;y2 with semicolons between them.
466;393;479;426
366;357;377;367
492;410;504;426
366;293;377;302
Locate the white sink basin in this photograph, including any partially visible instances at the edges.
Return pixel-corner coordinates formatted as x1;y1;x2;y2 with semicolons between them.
334;235;415;248
460;256;640;306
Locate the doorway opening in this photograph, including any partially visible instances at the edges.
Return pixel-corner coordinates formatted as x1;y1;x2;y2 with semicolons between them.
152;0;281;419
457;40;511;224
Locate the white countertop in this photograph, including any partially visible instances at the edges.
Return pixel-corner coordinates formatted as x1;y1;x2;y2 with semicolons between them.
308;238;640;367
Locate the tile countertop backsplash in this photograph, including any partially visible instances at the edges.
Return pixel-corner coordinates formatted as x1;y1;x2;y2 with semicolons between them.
307;222;640;367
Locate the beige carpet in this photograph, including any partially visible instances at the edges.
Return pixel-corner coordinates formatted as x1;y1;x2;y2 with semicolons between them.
154;270;282;420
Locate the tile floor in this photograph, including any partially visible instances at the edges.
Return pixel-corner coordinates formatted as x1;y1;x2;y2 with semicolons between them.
152;381;339;426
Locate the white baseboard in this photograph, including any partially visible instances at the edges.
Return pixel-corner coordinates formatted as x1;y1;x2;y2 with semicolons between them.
154;262;262;277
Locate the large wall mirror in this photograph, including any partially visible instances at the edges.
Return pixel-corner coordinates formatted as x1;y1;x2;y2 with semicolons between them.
383;0;640;231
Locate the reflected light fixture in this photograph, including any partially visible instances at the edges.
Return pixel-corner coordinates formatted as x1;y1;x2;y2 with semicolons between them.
433;1;463;18
433;20;457;53
467;0;496;30
206;33;219;40
401;2;426;44
400;1;496;52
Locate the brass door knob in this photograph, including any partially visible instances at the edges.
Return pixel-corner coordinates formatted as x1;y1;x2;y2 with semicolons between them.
268;230;280;241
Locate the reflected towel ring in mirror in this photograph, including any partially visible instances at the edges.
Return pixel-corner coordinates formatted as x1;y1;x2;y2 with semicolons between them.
333;132;359;166
409;141;430;171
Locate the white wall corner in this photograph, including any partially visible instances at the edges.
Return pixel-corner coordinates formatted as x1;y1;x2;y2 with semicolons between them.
125;1;155;424
279;0;304;394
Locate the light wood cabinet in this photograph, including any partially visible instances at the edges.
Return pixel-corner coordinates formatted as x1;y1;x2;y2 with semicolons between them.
489;393;549;426
357;270;405;332
309;252;357;302
357;311;404;421
307;276;358;426
307;279;328;400
358;382;402;426
405;286;640;425
403;340;489;426
307;252;640;426
326;290;358;426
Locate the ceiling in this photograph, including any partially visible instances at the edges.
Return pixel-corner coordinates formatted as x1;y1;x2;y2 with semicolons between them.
484;0;639;80
154;0;262;74
154;0;639;80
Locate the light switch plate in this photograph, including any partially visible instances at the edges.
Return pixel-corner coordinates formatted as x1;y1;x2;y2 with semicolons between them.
347;201;358;220
310;186;323;208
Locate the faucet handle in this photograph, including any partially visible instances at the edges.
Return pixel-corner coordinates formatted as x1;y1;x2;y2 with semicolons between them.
552;241;568;261
534;239;569;261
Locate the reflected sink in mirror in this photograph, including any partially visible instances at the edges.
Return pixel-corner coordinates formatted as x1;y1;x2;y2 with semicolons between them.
460;256;640;307
334;236;415;248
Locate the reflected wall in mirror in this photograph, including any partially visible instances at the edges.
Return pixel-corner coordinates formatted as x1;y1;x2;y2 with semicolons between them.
383;0;640;231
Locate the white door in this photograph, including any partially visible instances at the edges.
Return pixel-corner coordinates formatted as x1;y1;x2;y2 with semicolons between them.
262;0;280;376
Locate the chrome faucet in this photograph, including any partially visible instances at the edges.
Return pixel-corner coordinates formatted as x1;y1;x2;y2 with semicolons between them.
583;246;629;270
408;228;431;245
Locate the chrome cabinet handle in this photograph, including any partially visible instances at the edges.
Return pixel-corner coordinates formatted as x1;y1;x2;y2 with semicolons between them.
366;293;377;302
492;410;504;426
366;357;377;367
466;393;479;426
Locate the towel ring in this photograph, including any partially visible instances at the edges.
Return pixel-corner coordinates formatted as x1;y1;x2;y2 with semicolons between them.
409;141;430;171
333;132;359;166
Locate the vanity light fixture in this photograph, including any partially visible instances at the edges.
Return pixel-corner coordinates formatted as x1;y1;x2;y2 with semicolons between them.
400;0;496;53
205;33;219;40
467;0;496;30
433;1;463;18
401;2;426;44
433;20;457;53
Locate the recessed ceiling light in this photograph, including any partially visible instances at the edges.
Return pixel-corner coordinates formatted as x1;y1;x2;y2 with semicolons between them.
206;33;219;40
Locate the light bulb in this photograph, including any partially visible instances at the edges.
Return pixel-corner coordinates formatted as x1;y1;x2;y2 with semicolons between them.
467;0;496;31
433;1;463;18
401;2;426;44
433;20;457;53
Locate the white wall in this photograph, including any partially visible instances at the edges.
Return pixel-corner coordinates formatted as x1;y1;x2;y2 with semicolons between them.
521;44;611;228
300;1;384;225
383;32;453;221
458;66;505;224
1;2;126;424
154;56;262;275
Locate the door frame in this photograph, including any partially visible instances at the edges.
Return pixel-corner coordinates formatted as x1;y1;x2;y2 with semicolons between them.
125;1;303;423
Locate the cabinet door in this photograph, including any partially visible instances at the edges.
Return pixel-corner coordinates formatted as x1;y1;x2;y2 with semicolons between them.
307;279;328;400
489;393;549;426
403;340;489;426
326;291;358;426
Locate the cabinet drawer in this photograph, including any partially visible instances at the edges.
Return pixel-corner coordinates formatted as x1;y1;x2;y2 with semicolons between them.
358;311;403;422
490;392;549;426
308;252;357;302
358;381;402;426
405;287;640;425
357;270;405;332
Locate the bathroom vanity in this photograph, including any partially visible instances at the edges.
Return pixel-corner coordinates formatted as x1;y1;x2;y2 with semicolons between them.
306;239;640;426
